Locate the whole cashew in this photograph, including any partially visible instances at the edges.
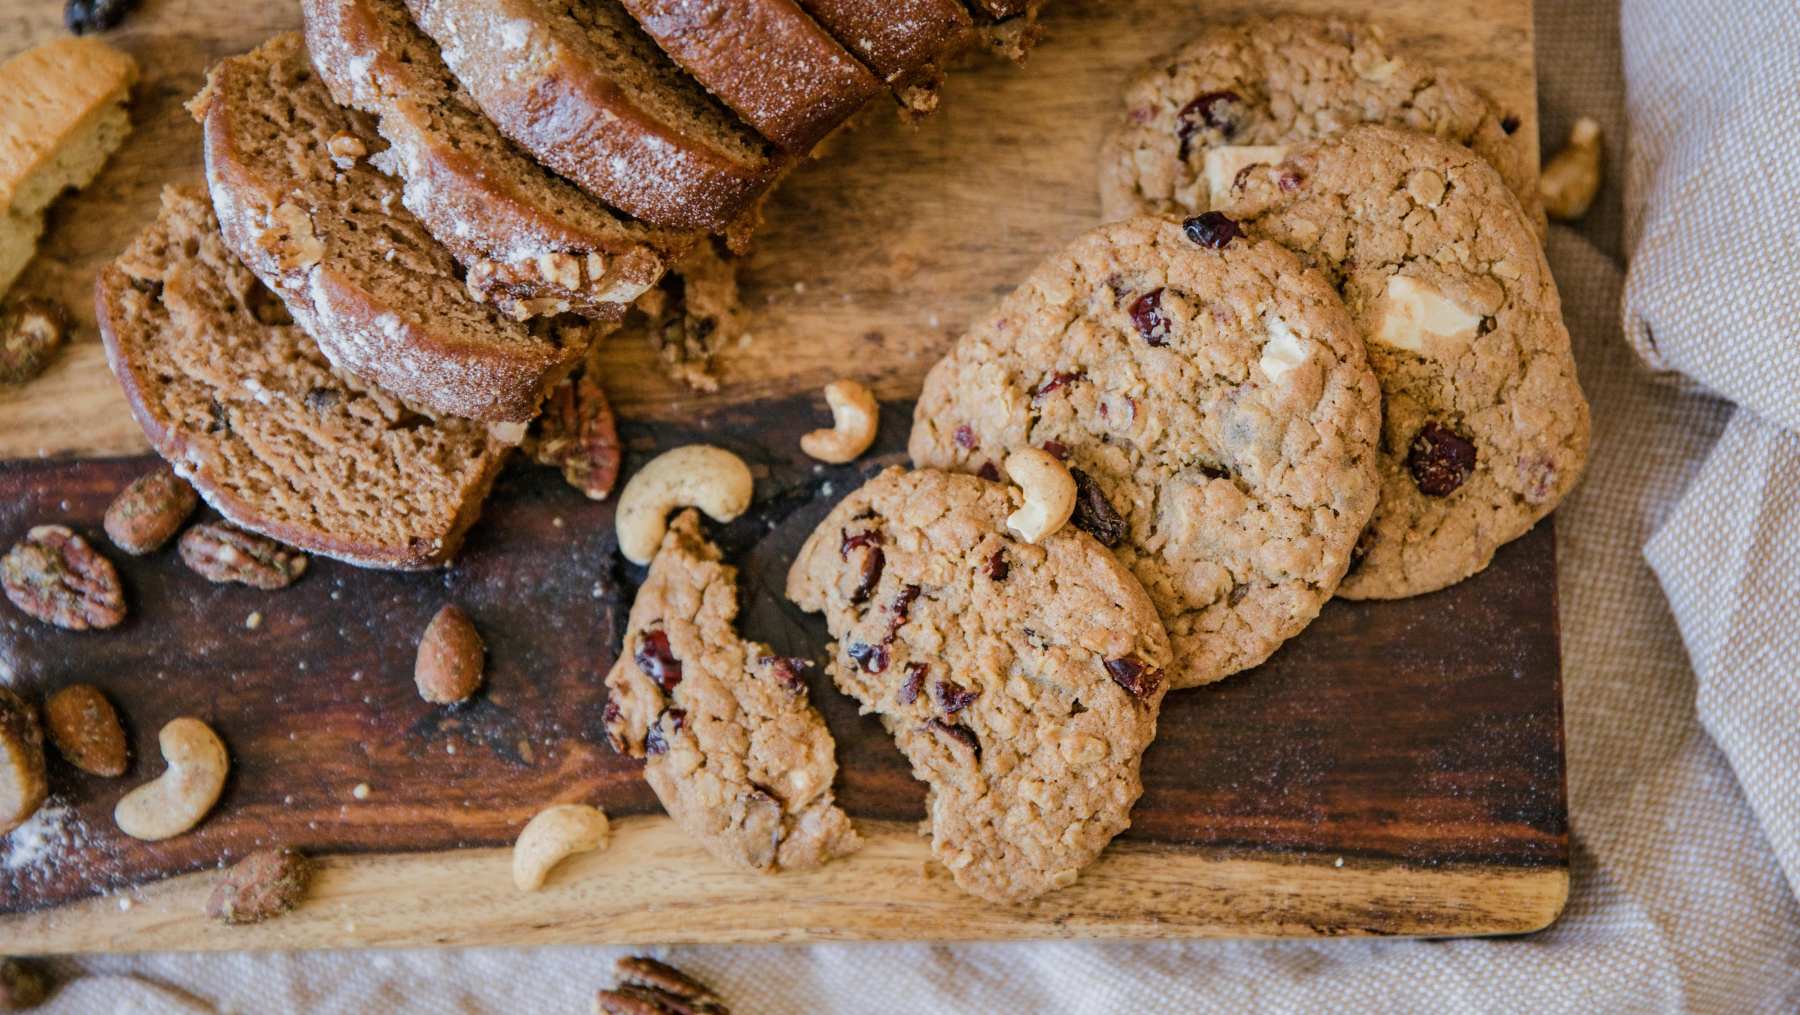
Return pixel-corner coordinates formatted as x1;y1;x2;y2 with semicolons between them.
799;380;879;464
1539;117;1602;221
615;445;754;565
1004;449;1077;544
512;803;611;891
114;717;228;842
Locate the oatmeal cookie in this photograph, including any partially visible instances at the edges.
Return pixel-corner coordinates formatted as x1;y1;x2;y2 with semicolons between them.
1097;16;1541;236
1218;125;1589;599
786;467;1171;903
604;510;859;872
910;216;1381;687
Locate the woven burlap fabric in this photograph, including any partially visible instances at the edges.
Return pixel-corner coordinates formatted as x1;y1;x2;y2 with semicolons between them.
32;2;1800;1010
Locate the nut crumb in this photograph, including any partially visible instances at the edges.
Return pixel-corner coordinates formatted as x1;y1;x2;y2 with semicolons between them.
245;612;263;630
351;782;370;800
0;299;68;386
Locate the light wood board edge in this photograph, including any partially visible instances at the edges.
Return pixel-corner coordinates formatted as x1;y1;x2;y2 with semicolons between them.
4;817;1569;953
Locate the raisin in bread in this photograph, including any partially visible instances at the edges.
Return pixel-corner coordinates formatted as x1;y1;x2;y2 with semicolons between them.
798;0;972;117
304;0;699;320
408;0;783;233
191;34;593;424
97;186;508;570
0;38;137;300
619;0;881;152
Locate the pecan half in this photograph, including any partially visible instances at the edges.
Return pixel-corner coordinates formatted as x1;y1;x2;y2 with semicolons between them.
206;848;314;924
531;370;622;500
596;956;730;1015
178;523;308;589
104;466;199;555
1;525;126;630
0;299;67;386
44;684;127;777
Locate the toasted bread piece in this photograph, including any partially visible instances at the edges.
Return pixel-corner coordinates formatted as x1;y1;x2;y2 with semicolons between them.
304;0;699;320
98;186;509;570
0;38;137;299
192;34;594;423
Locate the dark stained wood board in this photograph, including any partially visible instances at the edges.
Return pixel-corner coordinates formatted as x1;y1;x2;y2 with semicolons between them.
0;397;1565;946
0;0;1564;950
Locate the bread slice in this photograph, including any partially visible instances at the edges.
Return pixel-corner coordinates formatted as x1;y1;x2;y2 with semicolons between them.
797;0;972;116
407;0;783;232
619;0;881;151
97;186;509;570
191;34;593;423
0;38;137;299
303;0;699;320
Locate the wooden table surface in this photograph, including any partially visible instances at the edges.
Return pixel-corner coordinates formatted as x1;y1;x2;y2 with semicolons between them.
0;0;1564;952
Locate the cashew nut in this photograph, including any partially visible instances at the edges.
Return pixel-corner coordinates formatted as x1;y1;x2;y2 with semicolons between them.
615;445;754;565
799;380;879;464
1003;449;1077;544
512;803;611;891
1539;117;1602;221
113;717;228;842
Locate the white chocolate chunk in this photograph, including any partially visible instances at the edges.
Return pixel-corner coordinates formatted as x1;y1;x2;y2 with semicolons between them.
1259;315;1311;383
1204;145;1290;206
1370;275;1482;357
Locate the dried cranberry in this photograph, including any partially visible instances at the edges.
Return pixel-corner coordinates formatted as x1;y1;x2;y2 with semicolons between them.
932;679;978;715
1041;440;1069;461
1278;170;1305;192
839;528;883;559
851;547;886;606
888;584;922;638
1104;656;1163;700
601;701;626;753
1176;90;1242;158
1129;288;1172;346
666;708;688;733
1183;212;1242;249
954;425;979;451
1406;422;1477;497
848;641;889;674
983;549;1009;582
1198;462;1231;481
897;662;927;704
1069;468;1128;547
927;718;980;757
634;629;682;691
760;655;812;695
1032;372;1083;402
645;718;669;756
976;462;1001;482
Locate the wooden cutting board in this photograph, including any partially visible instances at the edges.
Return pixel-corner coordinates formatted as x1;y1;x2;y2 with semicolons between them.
0;0;1563;952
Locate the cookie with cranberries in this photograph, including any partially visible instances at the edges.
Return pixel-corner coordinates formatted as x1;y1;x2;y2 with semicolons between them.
787;467;1172;903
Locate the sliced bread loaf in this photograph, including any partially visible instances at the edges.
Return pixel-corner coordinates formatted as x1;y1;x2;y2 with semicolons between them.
618;0;881;151
798;0;972;116
406;0;783;233
191;34;592;423
0;38;137;299
97;186;508;570
304;0;699;320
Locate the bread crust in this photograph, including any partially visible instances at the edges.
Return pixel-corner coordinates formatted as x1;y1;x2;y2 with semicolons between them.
95;189;508;570
408;0;785;232
304;0;698;319
620;0;881;151
193;34;586;423
798;0;971;96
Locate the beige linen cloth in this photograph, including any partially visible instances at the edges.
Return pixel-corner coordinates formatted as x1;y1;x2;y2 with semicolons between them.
30;1;1800;1010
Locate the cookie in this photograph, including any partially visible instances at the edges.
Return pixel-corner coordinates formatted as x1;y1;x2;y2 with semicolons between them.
604;510;860;872
1217;125;1590;599
785;467;1171;903
909;216;1382;687
1097;16;1542;237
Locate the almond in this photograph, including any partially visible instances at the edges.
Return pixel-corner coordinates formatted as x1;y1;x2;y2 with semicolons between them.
206;847;313;924
44;684;128;777
104;466;199;555
415;605;485;704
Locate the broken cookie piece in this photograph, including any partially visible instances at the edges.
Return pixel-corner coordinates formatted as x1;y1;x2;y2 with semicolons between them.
603;510;859;873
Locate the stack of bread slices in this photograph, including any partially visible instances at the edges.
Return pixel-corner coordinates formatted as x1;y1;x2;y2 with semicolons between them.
96;0;1044;570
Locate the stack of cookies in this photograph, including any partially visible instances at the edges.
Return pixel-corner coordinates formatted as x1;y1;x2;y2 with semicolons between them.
603;16;1589;905
95;0;1046;570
